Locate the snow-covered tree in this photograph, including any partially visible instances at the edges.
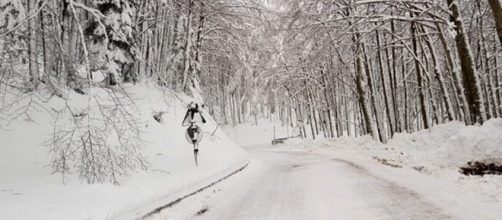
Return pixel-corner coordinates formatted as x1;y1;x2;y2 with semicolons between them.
83;0;139;85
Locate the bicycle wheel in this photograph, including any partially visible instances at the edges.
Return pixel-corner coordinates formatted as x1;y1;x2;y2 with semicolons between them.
193;147;198;167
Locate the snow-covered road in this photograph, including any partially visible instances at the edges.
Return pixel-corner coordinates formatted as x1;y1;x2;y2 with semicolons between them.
151;146;456;220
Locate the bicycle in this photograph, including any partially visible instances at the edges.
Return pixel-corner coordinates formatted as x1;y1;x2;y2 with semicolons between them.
185;121;203;166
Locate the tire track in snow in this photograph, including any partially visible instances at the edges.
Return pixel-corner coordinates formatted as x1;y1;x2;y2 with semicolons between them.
141;161;249;219
331;158;454;220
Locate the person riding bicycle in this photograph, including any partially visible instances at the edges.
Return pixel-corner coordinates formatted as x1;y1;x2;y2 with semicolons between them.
182;102;206;157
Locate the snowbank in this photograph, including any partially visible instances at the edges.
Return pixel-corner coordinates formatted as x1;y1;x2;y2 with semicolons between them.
277;119;502;171
387;120;502;169
0;83;246;219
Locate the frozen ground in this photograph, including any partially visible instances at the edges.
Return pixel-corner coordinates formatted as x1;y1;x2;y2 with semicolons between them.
0;84;246;219
148;119;502;220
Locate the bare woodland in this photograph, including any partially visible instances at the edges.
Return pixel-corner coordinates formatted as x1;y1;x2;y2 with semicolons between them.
1;0;501;183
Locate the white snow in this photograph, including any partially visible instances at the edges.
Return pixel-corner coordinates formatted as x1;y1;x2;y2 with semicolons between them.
222;118;297;146
273;119;502;218
280;119;502;173
149;119;502;220
0;83;246;219
147;117;502;220
2;91;502;219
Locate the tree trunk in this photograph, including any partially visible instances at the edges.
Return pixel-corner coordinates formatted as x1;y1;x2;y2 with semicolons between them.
423;28;455;121
363;44;386;143
402;49;409;132
488;0;502;47
68;0;91;86
28;0;40;89
353;33;377;140
220;71;227;124
390;17;400;133
495;41;502;115
194;2;205;79
437;23;469;122
376;28;394;137
481;22;499;118
411;19;430;129
182;0;194;92
323;71;335;138
446;0;487;124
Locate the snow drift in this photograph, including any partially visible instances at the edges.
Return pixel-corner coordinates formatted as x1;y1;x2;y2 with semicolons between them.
275;119;502;172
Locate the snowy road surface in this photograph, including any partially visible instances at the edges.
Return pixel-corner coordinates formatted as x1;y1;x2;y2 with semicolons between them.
151;146;456;220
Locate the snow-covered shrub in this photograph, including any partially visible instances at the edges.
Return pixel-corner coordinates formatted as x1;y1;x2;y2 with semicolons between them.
50;88;148;184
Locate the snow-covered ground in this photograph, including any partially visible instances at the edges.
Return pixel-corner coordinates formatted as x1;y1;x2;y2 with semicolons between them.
149;145;502;220
222;118;296;146
2;98;501;220
273;120;502;217
211;119;502;219
0;84;246;219
232;117;502;180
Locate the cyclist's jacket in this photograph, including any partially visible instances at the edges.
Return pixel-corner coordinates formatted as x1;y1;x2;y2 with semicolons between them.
182;103;207;126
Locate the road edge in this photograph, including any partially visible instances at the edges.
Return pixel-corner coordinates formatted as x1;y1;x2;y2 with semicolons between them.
109;160;250;220
141;161;249;219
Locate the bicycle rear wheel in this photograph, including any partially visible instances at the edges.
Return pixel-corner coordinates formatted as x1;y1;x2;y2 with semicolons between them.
193;148;198;167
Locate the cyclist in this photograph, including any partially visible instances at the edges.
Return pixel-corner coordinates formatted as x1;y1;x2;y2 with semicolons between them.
182;102;206;164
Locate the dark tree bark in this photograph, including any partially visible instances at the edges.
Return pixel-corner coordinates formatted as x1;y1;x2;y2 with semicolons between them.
446;0;487;124
488;0;502;47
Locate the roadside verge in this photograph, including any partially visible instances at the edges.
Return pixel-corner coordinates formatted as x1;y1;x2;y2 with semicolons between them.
110;160;250;220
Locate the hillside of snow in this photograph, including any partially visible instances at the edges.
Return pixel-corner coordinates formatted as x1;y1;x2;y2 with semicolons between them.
0;84;246;219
